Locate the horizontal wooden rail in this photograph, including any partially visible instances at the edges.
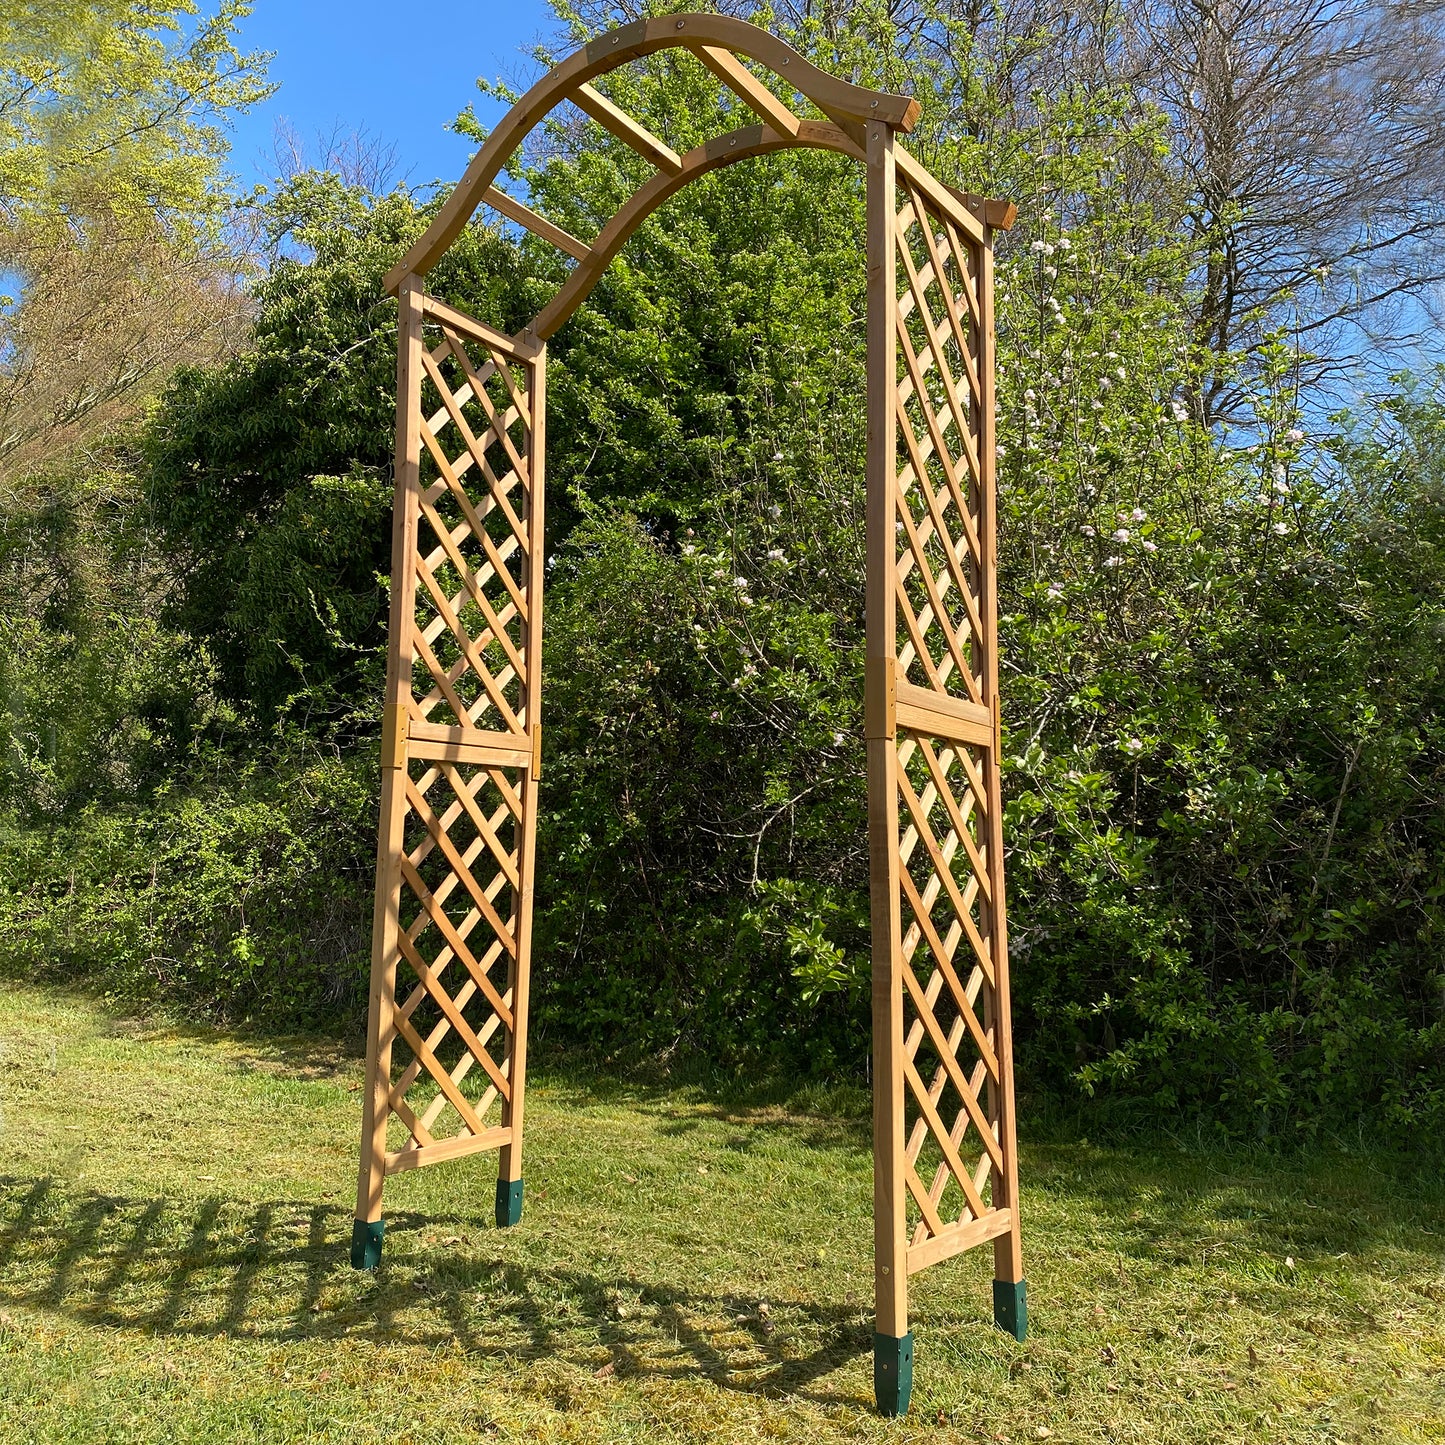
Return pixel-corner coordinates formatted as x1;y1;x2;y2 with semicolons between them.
406;718;534;769
905;1206;1012;1274
420;295;538;357
385;1125;513;1175
895;680;994;747
692;44;801;136
574;82;684;173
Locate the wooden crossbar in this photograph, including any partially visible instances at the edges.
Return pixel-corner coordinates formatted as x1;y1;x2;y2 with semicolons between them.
692;45;802;136
483;185;592;262
573;82;684;173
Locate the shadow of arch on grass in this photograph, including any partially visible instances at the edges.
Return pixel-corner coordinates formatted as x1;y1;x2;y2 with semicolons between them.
0;1174;873;1407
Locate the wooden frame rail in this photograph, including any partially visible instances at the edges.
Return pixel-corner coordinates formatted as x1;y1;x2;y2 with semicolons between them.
352;13;1022;1419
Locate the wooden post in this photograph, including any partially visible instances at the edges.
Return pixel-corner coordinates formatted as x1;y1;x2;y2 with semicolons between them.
865;117;912;1419
496;339;546;1228
976;232;1026;1339
353;274;425;1269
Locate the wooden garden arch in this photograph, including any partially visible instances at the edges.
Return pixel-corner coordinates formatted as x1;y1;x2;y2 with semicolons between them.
351;13;1023;1416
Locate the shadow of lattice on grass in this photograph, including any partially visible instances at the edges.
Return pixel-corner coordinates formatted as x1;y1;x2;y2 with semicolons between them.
0;1175;871;1405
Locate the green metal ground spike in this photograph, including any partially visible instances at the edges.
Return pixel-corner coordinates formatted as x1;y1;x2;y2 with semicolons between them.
994;1278;1028;1341
350;1218;384;1270
873;1331;914;1416
496;1178;524;1228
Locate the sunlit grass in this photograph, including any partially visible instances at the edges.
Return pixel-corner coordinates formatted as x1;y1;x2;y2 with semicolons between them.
0;984;1439;1442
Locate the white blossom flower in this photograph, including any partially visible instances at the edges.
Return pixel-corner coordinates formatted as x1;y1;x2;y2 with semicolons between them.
1272;464;1287;483
772;451;784;462
768;504;782;518
1274;479;1290;495
733;576;748;589
1024;388;1037;402
1031;239;1048;252
1287;427;1305;442
1113;528;1130;542
1272;521;1289;535
1116;366;1127;381
682;544;696;556
766;548;786;561
1046;585;1064;601
1170;400;1189;422
1142;539;1157;553
1103;554;1123;568
1123;737;1143;753
996;445;1007;459
1092;398;1105;410
1057;236;1072;250
832;731;845;745
1044;265;1057;279
1082;525;1096;537
1131;507;1146;522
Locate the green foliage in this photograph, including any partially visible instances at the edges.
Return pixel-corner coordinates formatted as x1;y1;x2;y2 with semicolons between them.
0;753;375;1026
144;176;531;723
3;0;1443;1138
0;0;272;237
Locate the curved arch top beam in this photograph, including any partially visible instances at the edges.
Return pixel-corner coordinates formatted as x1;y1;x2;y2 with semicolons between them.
355;14;1025;1422
382;13;921;296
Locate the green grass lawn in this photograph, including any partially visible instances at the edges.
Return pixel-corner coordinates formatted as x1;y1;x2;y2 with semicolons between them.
0;983;1439;1442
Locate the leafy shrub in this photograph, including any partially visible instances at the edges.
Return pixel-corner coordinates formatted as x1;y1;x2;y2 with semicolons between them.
2;7;1442;1141
0;753;376;1027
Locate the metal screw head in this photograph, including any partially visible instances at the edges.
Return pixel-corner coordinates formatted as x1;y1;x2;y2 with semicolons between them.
676;17;685;25
871;100;879;108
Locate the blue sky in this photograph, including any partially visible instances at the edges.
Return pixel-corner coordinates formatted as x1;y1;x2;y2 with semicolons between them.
225;0;556;194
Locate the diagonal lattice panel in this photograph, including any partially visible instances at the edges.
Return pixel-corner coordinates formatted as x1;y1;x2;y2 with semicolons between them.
412;321;533;735
893;180;987;708
896;732;1002;1251
356;285;544;1214
383;753;522;1168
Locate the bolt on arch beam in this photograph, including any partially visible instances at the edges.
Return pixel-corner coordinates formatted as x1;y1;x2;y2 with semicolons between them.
381;13;921;297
